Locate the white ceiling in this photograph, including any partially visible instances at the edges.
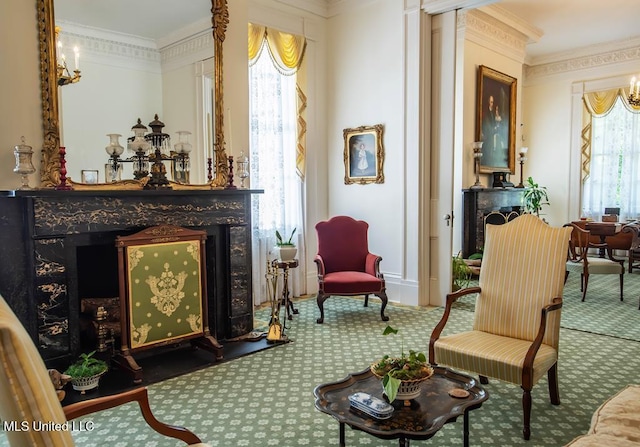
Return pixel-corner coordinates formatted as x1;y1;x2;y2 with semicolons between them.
496;0;640;63
54;0;640;64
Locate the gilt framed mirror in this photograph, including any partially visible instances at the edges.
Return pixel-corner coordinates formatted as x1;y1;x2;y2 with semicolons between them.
36;0;229;188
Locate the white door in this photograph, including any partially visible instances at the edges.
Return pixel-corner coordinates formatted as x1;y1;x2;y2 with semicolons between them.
428;11;458;307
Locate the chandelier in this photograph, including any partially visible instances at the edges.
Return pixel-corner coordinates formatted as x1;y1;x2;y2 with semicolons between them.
55;26;81;86
629;77;640;106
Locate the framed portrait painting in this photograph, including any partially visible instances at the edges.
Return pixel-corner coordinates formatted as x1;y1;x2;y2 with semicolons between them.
475;65;517;174
343;124;384;185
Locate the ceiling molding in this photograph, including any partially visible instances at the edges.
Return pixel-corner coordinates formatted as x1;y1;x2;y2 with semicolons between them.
525;41;640;82
460;9;528;64
274;0;329;17
421;0;496;15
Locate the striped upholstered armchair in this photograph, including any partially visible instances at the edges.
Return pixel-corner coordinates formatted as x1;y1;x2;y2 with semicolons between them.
429;214;571;440
0;294;209;447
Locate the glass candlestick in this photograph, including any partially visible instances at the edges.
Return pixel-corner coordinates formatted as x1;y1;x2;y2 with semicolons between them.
13;136;36;190
470;141;484;189
236;151;249;188
516;146;528;188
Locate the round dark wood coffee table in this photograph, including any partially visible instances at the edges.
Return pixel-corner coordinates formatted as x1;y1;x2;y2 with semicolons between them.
314;366;488;447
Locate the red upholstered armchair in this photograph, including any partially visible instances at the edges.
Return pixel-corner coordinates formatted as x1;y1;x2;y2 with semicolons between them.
314;216;389;324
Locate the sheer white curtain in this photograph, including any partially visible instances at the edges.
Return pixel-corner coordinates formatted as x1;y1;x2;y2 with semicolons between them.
583;96;640;220
249;42;306;306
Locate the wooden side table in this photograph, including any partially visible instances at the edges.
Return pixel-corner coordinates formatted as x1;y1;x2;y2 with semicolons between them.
272;259;299;320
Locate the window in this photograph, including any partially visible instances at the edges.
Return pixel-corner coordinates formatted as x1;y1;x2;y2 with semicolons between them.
582;96;640;220
249;40;305;304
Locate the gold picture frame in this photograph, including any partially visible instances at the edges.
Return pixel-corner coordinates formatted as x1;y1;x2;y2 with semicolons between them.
343;124;384;185
476;65;517;174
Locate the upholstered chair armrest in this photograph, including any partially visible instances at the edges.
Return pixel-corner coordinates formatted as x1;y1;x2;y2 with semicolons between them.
522;297;563;388
314;255;326;277
429;286;481;363
365;252;383;277
63;387;204;446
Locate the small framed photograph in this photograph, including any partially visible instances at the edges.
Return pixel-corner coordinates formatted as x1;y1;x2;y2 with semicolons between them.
343;124;384;185
81;170;99;184
476;65;517;174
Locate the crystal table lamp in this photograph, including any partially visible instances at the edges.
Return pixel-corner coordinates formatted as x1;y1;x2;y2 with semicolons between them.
13;137;36;190
105;133;124;182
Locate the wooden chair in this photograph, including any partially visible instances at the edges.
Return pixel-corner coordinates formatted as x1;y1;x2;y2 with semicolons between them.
565;222;626;302
0;294;209;446
314;216;389;324
429;214;571;440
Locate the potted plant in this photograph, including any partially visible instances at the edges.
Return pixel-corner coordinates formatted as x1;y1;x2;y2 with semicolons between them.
370;326;434;402
274;228;297;261
64;350;108;394
452;252;472;291
522;176;549;218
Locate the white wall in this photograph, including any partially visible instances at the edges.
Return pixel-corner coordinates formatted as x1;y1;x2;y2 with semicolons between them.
326;1;417;303
522;50;640;227
0;0;42;190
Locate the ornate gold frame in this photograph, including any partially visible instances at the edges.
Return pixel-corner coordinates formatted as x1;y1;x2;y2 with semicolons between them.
343;124;385;185
37;0;230;189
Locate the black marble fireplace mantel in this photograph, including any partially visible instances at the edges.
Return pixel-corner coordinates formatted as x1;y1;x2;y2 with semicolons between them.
0;188;262;369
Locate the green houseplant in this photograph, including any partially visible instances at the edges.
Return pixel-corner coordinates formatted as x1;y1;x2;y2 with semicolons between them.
274;228;297;261
452;252;472;292
522;176;549;217
371;326;433;402
64;350;108;393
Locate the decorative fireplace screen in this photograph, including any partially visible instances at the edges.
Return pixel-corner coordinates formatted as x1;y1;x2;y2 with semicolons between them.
113;225;222;383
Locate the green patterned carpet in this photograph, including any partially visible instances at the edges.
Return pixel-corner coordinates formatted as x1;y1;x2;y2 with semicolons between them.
2;275;639;447
456;270;640;341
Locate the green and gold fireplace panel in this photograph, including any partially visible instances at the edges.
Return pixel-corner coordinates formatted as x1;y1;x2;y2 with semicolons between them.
125;240;204;349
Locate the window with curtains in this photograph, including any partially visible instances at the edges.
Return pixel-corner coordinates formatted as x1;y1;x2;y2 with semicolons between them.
248;24;307;305
582;90;640;221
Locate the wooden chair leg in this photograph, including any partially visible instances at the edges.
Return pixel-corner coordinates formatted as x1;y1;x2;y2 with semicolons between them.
522;387;532;440
316;292;330;324
547;363;560;405
479;375;489;384
376;291;389;322
620;273;624;301
363;294;369;307
581;273;589;301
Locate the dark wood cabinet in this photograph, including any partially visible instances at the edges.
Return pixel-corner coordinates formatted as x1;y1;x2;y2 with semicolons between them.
462;188;525;258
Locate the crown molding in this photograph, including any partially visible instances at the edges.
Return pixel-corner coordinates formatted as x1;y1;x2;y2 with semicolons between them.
525;40;640;83
421;0;496;15
460;8;529;64
57;24;213;75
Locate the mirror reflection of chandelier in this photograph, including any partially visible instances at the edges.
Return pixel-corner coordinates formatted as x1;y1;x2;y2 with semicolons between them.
629;76;640;106
55;26;81;86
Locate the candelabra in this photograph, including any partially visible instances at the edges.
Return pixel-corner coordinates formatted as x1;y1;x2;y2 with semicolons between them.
55;26;81;86
516;147;528;188
470;141;484;189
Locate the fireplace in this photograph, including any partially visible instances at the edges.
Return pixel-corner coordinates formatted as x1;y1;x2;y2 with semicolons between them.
462;188;525;258
0;189;260;369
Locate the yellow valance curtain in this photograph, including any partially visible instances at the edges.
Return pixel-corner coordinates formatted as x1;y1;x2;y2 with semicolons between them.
248;23;307;74
248;23;307;179
581;88;640;181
